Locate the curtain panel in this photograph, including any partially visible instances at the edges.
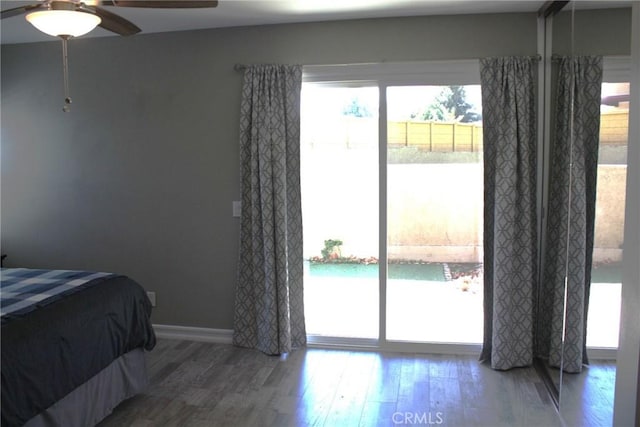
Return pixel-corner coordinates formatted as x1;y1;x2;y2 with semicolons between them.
479;57;539;370
233;64;306;355
539;56;603;373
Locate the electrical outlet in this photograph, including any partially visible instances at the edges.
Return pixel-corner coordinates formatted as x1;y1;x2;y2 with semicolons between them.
147;291;156;307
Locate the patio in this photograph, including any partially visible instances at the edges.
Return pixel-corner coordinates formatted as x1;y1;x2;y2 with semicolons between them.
303;263;620;349
303;262;484;343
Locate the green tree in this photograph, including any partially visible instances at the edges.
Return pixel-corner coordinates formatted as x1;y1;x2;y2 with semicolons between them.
342;97;373;118
412;86;481;123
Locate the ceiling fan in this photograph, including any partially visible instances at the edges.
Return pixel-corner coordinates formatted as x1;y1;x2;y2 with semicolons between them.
1;0;218;112
1;1;219;37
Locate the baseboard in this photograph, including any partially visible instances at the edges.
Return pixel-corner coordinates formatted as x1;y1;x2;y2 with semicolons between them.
152;324;233;344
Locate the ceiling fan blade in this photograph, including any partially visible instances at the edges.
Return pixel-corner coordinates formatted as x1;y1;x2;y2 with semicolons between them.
107;1;218;8
1;3;45;20
91;6;141;35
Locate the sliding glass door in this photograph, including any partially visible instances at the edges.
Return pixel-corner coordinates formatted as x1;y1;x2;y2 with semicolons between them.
586;80;629;349
386;85;484;344
300;62;484;346
301;84;379;339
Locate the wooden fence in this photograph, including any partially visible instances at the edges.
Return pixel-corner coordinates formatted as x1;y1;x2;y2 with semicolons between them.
388;121;483;152
303;110;628;151
388;111;627;152
600;111;629;145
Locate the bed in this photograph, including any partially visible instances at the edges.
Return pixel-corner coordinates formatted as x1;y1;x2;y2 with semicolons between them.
1;268;157;427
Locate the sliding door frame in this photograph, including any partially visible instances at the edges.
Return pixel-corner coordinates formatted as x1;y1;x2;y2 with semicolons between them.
304;60;483;354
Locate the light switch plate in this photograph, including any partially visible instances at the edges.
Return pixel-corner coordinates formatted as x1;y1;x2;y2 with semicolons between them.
232;201;241;217
147;291;156;307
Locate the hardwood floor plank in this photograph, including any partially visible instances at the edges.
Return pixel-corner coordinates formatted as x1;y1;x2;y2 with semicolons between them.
558;360;616;427
359;401;397;427
428;354;460;379
324;352;376;426
294;350;352;426
396;379;430;414
367;353;403;403
429;377;465;425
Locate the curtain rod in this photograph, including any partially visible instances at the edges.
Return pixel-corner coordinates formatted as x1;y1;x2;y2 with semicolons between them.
234;56;541;72
550;54;610;62
234;61;380;71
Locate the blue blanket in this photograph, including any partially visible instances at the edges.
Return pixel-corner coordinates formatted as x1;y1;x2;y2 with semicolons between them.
1;270;155;426
0;268;116;321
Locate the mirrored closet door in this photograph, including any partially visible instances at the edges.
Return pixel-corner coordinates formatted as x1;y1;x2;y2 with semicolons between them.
538;2;631;425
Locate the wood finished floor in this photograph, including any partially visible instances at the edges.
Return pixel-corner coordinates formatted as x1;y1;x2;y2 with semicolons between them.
558;360;616;427
98;339;577;427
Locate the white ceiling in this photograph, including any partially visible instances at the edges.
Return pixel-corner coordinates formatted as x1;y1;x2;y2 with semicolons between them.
0;0;631;45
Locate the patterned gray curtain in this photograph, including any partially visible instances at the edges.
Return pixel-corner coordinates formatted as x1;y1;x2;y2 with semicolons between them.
539;56;602;373
479;57;538;370
232;64;306;355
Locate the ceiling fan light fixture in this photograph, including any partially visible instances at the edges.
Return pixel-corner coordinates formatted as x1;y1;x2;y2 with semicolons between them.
26;10;101;38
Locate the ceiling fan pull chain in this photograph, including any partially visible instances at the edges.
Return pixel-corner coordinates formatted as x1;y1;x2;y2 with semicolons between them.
60;36;72;113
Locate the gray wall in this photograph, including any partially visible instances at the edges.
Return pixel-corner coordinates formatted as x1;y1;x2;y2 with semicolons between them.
0;13;538;329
